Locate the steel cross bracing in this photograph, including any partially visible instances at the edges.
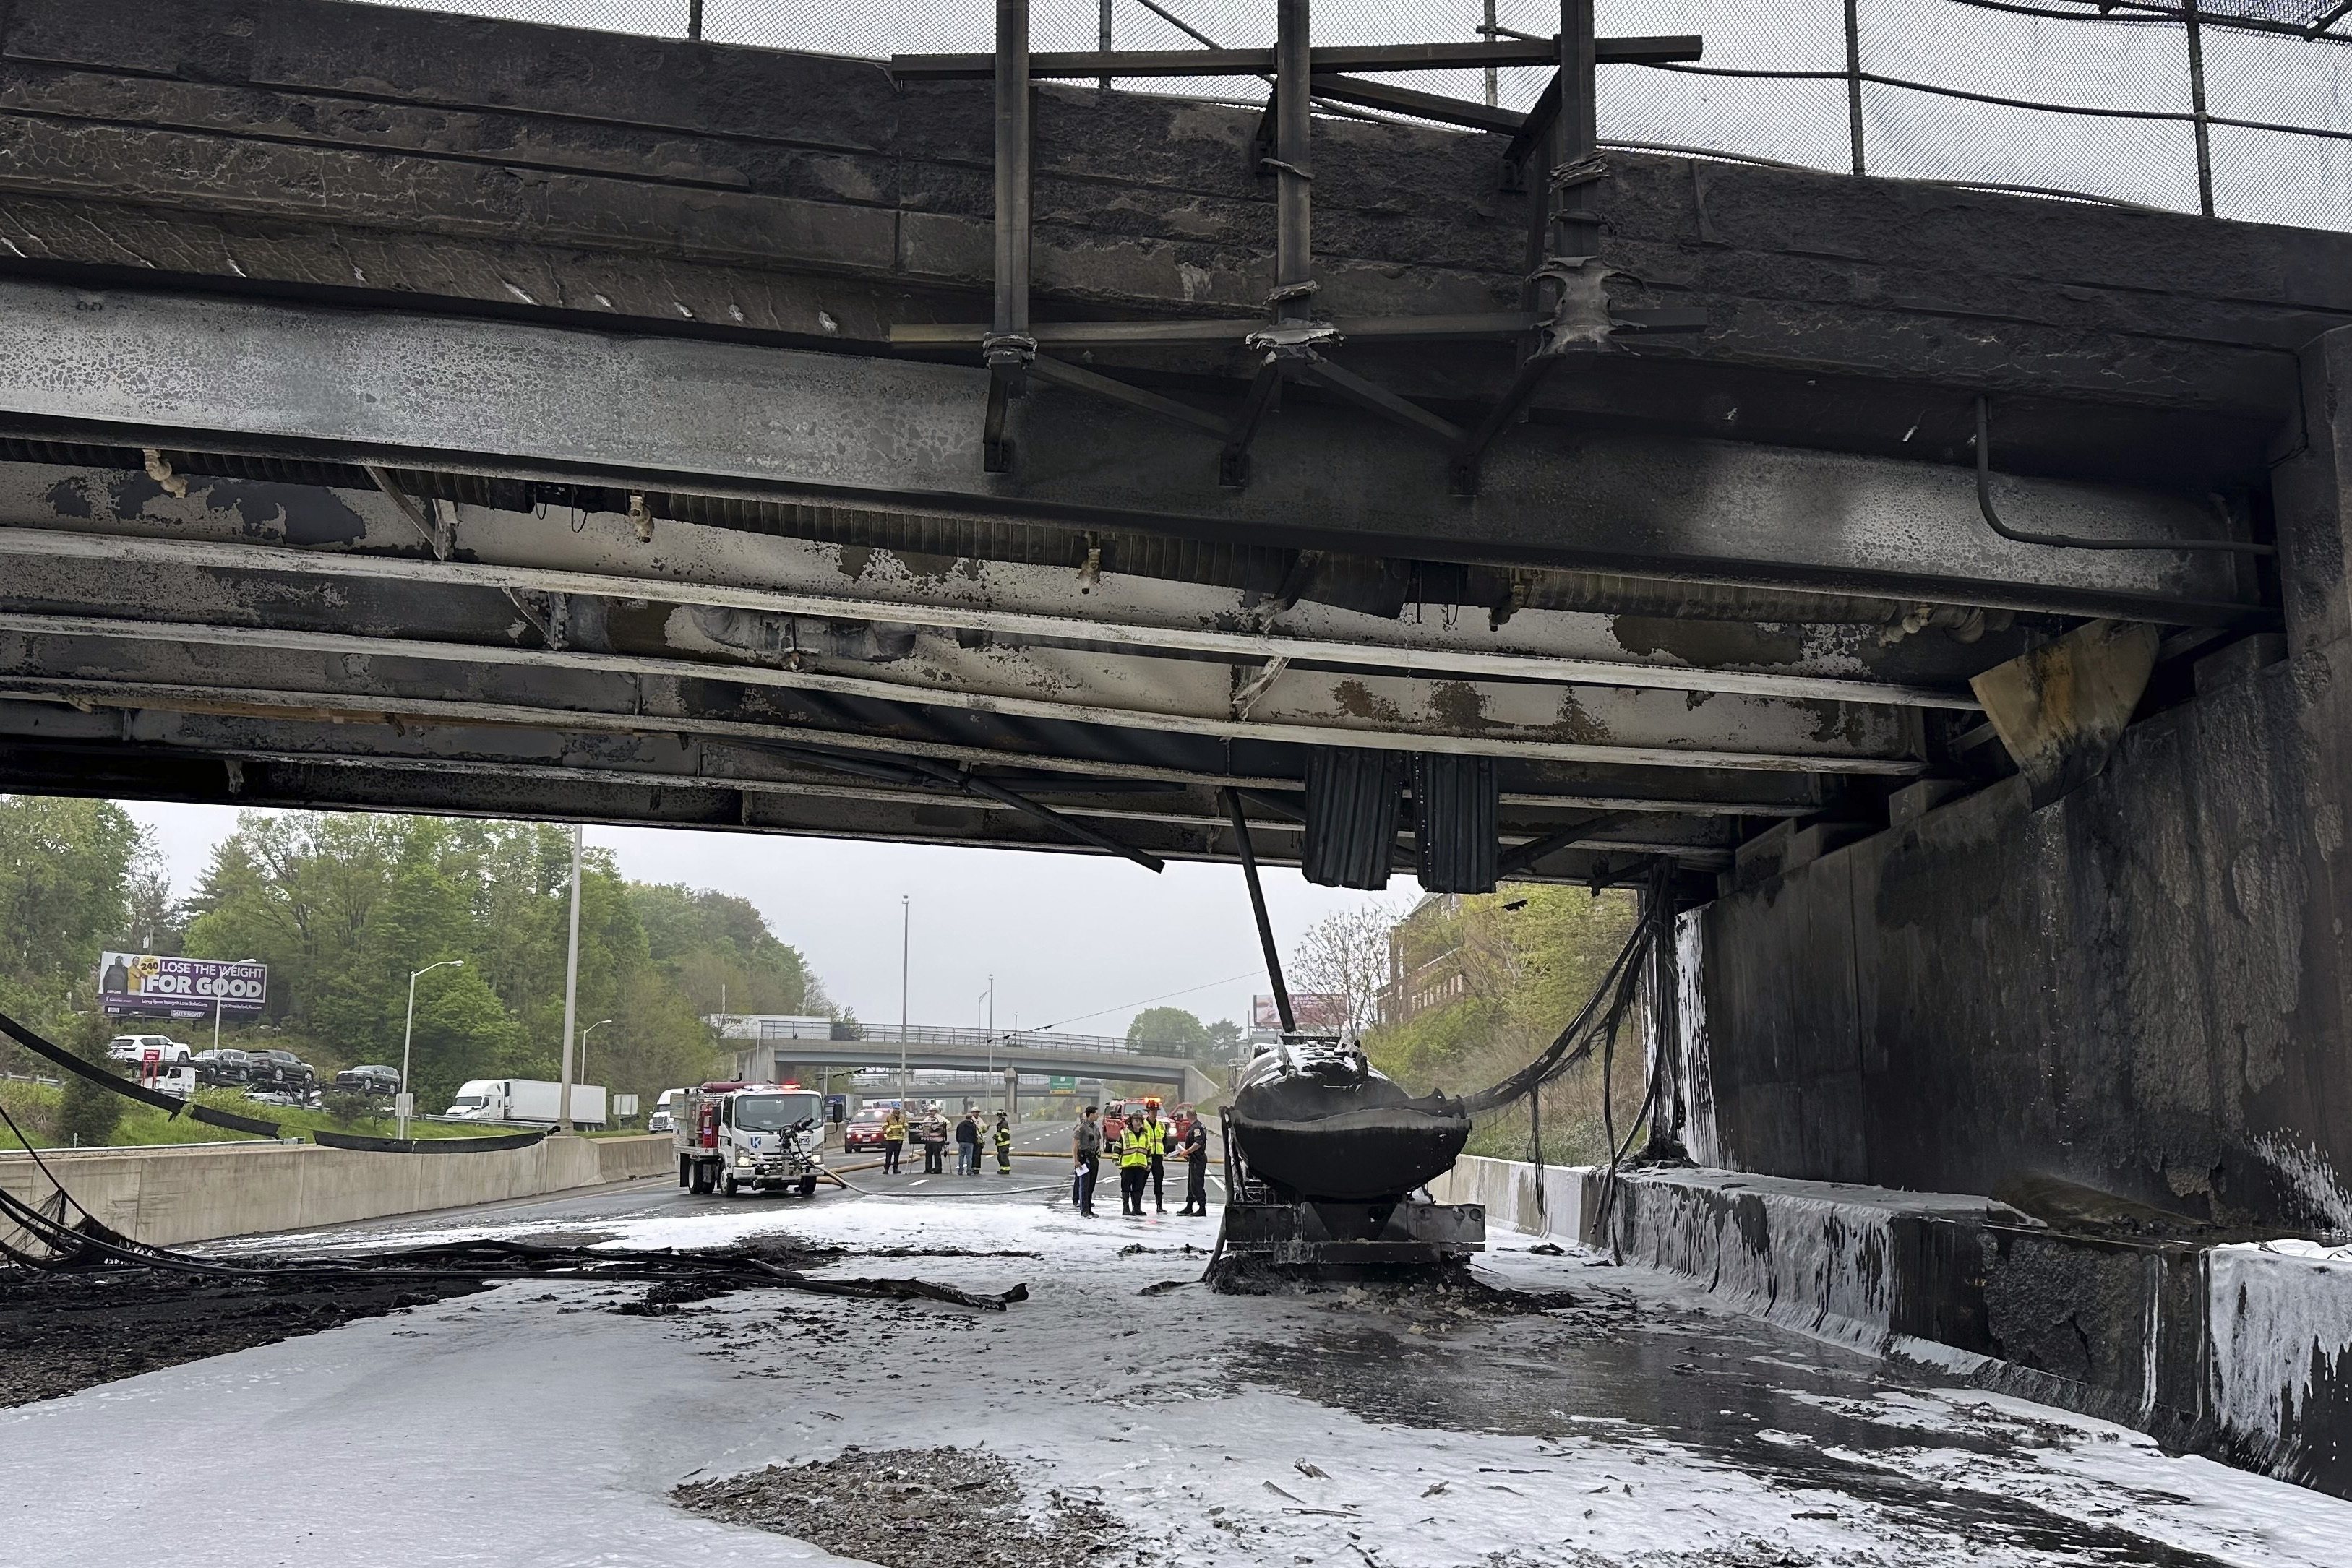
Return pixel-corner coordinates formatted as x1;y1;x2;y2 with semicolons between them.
0;452;1916;892
889;0;1706;490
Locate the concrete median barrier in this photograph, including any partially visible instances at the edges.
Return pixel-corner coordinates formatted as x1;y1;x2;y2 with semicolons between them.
0;1133;672;1247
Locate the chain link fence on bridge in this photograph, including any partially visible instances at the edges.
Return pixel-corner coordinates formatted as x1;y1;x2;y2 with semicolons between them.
351;0;2352;228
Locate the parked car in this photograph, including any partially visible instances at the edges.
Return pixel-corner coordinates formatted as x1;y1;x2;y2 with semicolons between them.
334;1065;400;1093
106;1033;190;1066
246;1048;317;1090
843;1111;891;1152
194;1047;253;1085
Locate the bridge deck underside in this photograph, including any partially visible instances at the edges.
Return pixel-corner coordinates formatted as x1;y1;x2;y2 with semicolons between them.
0;0;2312;893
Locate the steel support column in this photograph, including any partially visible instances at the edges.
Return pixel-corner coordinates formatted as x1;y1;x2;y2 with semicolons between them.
983;0;1036;473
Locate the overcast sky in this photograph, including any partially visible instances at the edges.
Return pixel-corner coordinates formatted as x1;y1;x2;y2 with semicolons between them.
375;0;2352;229
123;803;1408;1040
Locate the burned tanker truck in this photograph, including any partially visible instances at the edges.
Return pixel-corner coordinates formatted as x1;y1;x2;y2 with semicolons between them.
1217;1035;1485;1273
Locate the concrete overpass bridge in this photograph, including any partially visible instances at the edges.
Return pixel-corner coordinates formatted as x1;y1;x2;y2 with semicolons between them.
0;0;2344;1257
729;1024;1219;1103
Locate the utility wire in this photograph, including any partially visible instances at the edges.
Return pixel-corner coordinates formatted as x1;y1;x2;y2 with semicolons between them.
1021;968;1263;1035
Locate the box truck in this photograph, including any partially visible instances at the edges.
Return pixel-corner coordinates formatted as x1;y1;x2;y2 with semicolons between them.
674;1082;825;1197
443;1077;607;1128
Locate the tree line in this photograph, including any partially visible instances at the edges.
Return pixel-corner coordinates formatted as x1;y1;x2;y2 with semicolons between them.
0;799;830;1115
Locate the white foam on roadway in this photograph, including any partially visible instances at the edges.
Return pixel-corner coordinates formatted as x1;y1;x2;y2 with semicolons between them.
5;1187;2351;1567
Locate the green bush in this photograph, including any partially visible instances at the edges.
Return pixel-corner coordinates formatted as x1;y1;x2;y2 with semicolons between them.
321;1090;377;1127
55;1007;124;1148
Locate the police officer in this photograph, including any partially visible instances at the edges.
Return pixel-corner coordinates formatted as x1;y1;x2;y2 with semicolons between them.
1072;1105;1102;1217
1175;1107;1211;1215
992;1110;1013;1173
1117;1111;1154;1215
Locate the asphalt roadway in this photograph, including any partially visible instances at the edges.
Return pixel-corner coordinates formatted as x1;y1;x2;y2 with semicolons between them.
4;1125;2351;1567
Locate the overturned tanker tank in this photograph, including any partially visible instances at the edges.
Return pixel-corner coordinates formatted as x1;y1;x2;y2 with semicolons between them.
1229;1038;1469;1200
1216;1038;1484;1275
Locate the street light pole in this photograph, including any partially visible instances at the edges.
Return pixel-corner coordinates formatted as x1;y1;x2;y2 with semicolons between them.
580;1017;614;1087
400;958;465;1140
559;823;583;1132
898;894;910;1104
210;956;257;1056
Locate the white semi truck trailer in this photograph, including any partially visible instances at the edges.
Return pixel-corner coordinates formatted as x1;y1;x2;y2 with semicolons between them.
442;1078;608;1128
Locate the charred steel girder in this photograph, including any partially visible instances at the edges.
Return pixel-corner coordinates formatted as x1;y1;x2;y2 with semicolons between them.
0;280;2262;625
902;0;1707;492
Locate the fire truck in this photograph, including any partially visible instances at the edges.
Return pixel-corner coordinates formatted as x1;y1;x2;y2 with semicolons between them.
673;1081;827;1197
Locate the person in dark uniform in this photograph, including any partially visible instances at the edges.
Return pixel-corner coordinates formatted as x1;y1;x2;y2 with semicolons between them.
1176;1108;1211;1215
992;1111;1013;1173
1072;1105;1103;1217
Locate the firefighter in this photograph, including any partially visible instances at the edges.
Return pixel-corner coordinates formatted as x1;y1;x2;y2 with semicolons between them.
881;1106;906;1174
1176;1106;1211;1215
1142;1096;1172;1214
993;1110;1013;1173
919;1108;949;1173
1117;1111;1154;1215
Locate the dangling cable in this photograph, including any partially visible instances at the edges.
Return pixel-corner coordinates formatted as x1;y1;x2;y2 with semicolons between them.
1456;915;1651;1115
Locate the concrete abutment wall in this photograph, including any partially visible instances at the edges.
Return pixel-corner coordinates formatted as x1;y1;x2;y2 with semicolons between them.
1442;1157;2352;1497
0;1134;673;1246
1665;329;2352;1232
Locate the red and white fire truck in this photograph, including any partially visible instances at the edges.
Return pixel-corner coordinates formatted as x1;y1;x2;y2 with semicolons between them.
672;1081;826;1197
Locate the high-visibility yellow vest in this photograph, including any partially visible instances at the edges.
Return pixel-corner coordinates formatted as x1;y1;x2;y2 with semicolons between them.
1117;1127;1153;1168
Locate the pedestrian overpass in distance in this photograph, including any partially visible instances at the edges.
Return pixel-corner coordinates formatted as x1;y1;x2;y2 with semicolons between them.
718;1019;1223;1106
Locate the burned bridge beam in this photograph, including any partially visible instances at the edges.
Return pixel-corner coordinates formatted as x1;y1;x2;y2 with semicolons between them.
0;281;2266;626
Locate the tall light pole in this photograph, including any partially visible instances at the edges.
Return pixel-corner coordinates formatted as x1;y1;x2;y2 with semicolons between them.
978;973;995;1112
558;823;583;1132
580;1017;614;1086
898;894;910;1104
213;959;256;1053
400;958;464;1140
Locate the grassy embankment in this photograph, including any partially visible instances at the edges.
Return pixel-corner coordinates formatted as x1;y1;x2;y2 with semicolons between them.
0;1080;630;1150
1362;885;1652;1166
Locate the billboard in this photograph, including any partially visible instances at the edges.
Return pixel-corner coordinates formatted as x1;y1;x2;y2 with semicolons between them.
1253;993;1350;1032
98;952;267;1019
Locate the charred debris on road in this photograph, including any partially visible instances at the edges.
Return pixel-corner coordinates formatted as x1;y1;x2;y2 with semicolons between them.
676;1447;1128;1568
0;1227;1034;1409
